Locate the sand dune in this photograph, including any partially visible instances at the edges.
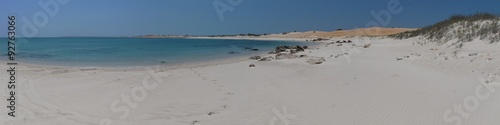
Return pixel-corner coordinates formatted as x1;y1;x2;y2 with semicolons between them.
263;27;416;38
137;27;416;39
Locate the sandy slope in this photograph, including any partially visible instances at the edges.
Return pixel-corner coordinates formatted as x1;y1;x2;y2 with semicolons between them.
263;27;416;38
138;27;415;39
1;37;499;125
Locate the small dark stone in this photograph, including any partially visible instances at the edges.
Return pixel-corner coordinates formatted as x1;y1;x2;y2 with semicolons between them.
249;56;261;60
307;57;325;65
259;57;274;61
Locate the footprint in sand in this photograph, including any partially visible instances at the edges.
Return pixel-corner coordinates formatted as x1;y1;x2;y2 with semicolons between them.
392;74;400;77
191;69;234;116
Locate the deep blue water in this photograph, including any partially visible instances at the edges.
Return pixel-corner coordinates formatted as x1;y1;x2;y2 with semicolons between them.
0;37;310;67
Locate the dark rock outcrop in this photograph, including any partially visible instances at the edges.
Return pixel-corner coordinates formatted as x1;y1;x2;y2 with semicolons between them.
269;45;307;54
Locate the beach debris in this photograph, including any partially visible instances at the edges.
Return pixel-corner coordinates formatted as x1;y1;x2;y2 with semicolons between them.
469;53;478;56
259;57;274;61
430;48;438;51
363;44;371;48
208;112;216;115
192;120;200;125
299;55;308;58
410;53;421;56
249;56;262;60
275;53;298;60
249;64;256;67
396;57;403;61
307;57;325;65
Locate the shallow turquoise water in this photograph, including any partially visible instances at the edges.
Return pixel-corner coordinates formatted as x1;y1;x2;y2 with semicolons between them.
1;37;310;67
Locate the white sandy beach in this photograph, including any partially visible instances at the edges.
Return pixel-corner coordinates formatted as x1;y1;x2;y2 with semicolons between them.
1;35;500;125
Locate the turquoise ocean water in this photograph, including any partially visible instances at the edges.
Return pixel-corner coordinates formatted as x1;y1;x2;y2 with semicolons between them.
1;37;310;67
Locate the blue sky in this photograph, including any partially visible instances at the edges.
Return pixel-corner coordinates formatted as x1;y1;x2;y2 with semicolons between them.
0;0;498;37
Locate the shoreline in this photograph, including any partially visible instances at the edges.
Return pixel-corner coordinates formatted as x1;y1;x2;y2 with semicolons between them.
4;37;320;71
184;36;311;42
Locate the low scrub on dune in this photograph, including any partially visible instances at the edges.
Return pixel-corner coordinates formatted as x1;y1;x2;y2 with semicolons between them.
390;13;500;44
